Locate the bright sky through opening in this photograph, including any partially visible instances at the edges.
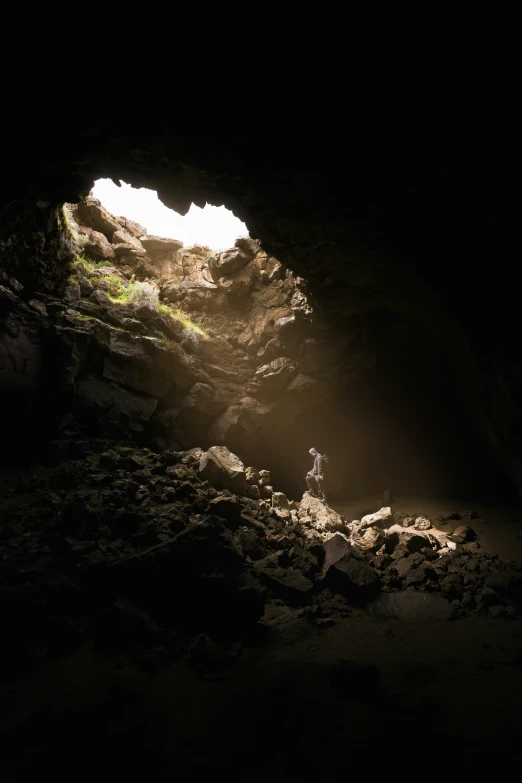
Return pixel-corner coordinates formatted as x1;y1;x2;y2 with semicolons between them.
91;179;248;251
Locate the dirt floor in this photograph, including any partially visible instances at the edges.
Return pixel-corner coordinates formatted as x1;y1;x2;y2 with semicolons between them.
1;491;521;779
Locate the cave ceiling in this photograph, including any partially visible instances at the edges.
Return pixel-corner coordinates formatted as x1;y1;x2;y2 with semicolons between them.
4;129;511;340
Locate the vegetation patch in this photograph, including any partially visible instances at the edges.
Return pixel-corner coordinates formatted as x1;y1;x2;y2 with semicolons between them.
73;314;94;323
73;254;114;273
60;205;80;241
172;307;207;336
69;261;210;342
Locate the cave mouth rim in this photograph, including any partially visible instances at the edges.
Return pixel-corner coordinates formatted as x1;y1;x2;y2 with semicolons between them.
90;177;250;254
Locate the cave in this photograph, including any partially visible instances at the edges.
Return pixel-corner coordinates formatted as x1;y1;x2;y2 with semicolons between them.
1;130;521;778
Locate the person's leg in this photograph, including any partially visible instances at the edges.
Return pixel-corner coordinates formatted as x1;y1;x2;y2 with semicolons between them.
317;476;327;502
306;471;318;495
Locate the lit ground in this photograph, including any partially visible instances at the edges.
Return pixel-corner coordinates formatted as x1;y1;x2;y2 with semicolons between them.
331;493;522;562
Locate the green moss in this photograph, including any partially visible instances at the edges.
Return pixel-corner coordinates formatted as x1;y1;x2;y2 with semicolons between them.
100;274;126;296
81;273;210;340
156;301;207;337
174;308;207;336
60;205;80;241
106;274;135;303
73;314;94;322
73;254;113;272
157;302;174;317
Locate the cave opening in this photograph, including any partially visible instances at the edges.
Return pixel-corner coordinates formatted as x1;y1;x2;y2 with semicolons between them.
91;177;249;251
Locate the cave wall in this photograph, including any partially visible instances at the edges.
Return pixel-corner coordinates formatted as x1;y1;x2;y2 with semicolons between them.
0;129;519;501
1;195;368;477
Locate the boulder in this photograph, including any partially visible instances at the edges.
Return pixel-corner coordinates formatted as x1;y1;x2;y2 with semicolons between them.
113;242;147;258
28;299;47;317
414;515;432;531
76;196;121;239
235;528;266;560
450;525;477;544
141;236;184;276
112;228;145;255
199;446;247;495
215;262;257;295
322;532;352;571
89;289;113;308
324;547;381;604
64;284;81;303
298;494;345;534
392;554;425;579
272;491;290;511
360;507;392;529
141;235;184;256
289;546;319;578
116;216;146;238
259;469;271;486
254;563;314;606
209;493;242;529
245;467;260;485
403;563;437;587
78;276;94;297
208;248;251;281
254;357;295;395
234;236;261;258
356;525;386;553
82;228;116;261
384;525;432;554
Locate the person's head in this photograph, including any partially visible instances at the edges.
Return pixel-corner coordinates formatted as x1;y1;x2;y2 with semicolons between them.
309;447;318;455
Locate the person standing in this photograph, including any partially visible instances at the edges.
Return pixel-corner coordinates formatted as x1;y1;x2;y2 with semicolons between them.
306;447;328;502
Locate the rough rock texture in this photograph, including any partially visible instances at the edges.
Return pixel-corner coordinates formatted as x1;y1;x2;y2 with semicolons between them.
199;446;246;495
360;507;392;529
1;439;518;677
298;493;346;535
1;131;518;503
1;200;366;484
1;129;522;783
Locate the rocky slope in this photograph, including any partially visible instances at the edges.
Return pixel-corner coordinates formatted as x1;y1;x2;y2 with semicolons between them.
2;194;521;682
1;438;520;681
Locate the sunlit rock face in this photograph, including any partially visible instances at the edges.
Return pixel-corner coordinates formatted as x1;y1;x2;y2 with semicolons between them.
0;197;366;480
0;130;519;501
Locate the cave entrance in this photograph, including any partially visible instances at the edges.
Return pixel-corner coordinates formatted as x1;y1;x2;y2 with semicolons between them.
91;179;248;252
